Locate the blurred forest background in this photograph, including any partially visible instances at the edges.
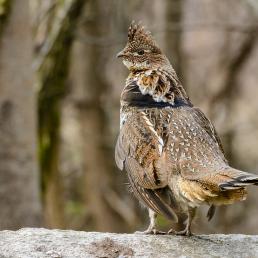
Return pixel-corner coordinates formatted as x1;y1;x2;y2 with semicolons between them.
0;0;258;234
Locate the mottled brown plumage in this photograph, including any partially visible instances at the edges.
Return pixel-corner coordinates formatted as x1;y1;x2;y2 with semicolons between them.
115;21;258;235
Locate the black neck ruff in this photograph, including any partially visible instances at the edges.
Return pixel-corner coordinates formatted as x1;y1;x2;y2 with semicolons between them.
121;82;192;109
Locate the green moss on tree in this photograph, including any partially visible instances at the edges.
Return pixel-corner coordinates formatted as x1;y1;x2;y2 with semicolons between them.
37;0;85;228
0;0;11;35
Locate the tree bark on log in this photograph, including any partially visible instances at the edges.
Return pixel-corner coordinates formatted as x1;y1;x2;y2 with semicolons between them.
0;228;257;258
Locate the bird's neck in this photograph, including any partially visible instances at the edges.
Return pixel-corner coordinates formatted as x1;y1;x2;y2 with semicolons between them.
121;67;191;108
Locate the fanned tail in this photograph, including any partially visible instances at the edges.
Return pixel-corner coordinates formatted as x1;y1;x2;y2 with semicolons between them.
219;169;258;190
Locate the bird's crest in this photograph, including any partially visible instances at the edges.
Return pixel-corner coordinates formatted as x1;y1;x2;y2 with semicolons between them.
128;21;152;41
127;21;160;53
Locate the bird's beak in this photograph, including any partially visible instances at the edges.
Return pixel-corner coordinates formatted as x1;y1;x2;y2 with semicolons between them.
116;49;127;58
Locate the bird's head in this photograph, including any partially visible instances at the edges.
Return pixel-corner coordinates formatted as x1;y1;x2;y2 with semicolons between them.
117;21;169;71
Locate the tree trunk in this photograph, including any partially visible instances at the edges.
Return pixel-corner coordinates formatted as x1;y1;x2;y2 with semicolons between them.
0;0;41;229
35;0;85;229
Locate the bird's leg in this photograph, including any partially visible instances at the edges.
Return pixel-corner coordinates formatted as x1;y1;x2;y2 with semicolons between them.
168;207;196;236
135;209;165;235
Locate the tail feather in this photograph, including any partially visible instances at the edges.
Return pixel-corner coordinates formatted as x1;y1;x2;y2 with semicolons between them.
219;169;258;190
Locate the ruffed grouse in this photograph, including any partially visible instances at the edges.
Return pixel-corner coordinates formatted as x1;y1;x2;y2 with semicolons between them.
115;21;258;236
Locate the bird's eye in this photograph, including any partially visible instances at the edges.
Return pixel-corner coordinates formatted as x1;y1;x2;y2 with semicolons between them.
137;50;145;55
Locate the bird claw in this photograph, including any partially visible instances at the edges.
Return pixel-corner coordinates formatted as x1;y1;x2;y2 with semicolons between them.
135;229;166;235
168;228;192;236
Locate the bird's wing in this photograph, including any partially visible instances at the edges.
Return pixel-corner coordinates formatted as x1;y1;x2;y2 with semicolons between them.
115;111;166;188
163;107;228;199
189;108;258;189
190;107;227;163
165;107;258;205
165;106;227;178
115;111;178;221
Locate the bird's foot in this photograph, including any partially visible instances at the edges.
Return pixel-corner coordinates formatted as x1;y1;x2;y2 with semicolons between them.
167;228;192;236
135;228;166;235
